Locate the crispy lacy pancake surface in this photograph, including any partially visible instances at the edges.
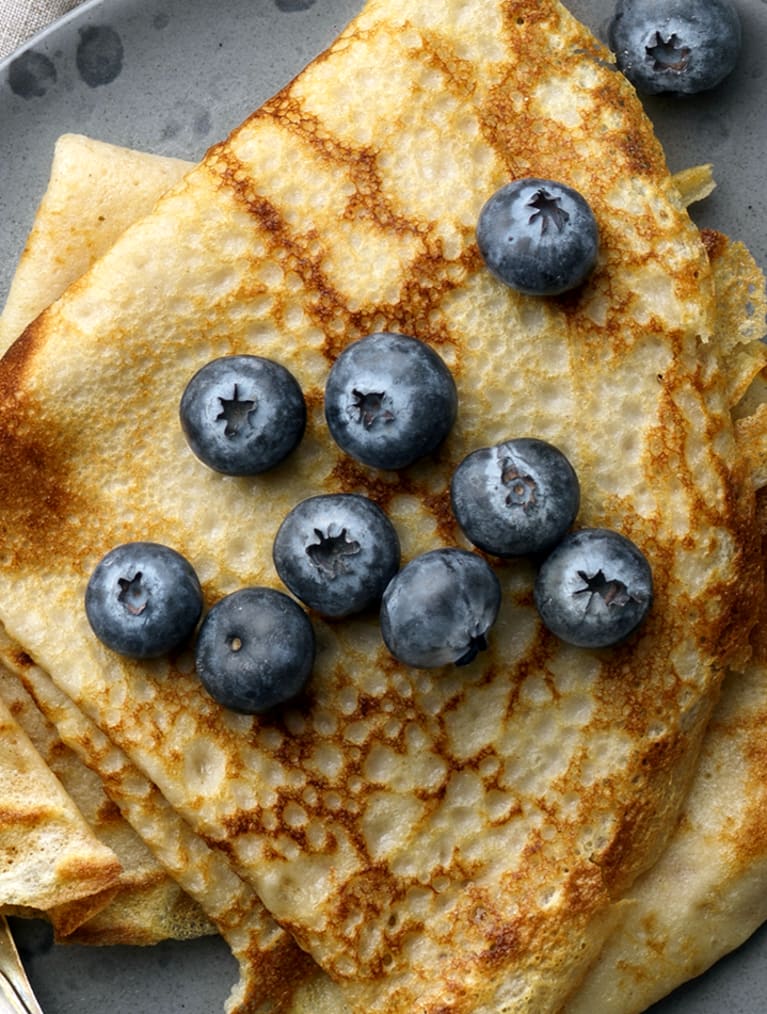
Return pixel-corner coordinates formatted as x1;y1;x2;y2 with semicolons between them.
0;690;121;913
0;638;329;1014
0;662;214;945
570;492;767;1014
570;660;767;1013
0;0;762;1011
567;239;767;1011
3;136;767;1011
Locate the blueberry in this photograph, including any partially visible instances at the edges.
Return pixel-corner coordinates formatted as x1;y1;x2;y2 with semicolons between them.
273;493;400;617
194;587;315;713
533;528;653;648
324;332;458;470
476;178;599;296
380;548;501;669
608;0;741;95
179;354;306;475
85;542;203;659
451;438;580;557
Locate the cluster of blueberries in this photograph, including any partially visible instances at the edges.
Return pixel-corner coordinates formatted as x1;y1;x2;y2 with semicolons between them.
86;319;652;715
85;169;676;714
83;0;742;720
83;0;742;713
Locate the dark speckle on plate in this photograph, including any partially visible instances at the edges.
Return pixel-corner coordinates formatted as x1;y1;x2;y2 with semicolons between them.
153;12;171;30
161;118;182;140
160;100;213;142
194;108;212;136
8;51;57;99
76;26;124;87
275;0;316;11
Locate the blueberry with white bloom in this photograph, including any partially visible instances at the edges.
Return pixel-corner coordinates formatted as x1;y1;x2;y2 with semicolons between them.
180;354;306;475
273;493;400;617
451;438;580;557
380;548;501;669
324;332;458;470
85;542;203;659
608;0;741;95
533;528;653;648
476;178;599;296
195;587;315;713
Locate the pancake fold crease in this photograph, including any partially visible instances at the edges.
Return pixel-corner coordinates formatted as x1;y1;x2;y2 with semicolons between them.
0;0;765;1011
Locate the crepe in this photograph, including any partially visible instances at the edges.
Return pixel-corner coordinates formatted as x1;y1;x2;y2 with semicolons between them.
3;134;767;1008
0;134;190;350
5;134;767;1010
570;602;767;1013
0;688;121;917
0;632;336;1014
0;0;763;1011
0;135;206;949
0;135;344;1005
0;662;215;945
565;235;767;1011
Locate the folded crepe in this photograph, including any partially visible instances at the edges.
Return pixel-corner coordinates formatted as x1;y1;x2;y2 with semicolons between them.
0;0;764;1011
5;136;766;1014
0;661;214;945
0;136;211;948
0;689;121;918
571;549;767;1011
0;631;334;1014
5;134;767;1012
0;135;190;350
5;132;766;1005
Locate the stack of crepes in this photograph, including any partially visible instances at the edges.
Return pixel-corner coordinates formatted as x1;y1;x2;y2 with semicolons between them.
1;0;767;1011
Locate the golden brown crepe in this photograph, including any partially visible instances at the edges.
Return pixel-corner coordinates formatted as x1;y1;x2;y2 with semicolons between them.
4;133;767;1011
0;134;207;949
569;493;767;1013
566;234;767;1011
0;689;121;917
0;135;190;350
0;662;214;945
6;135;765;1009
0;633;334;1014
0;0;765;1011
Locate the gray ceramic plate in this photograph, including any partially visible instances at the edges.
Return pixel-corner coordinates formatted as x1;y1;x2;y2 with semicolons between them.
1;1;766;1011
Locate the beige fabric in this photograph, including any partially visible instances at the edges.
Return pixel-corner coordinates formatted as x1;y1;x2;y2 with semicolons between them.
0;0;86;63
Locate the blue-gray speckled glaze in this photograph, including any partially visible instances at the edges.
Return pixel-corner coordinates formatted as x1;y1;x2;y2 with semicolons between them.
1;1;767;1011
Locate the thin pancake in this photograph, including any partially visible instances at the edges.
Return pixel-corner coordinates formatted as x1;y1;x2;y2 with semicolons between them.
0;134;190;350
569;651;767;1013
7;132;767;1005
0;691;121;915
0;0;762;1011
0;633;323;1014
567;237;767;1010
568;486;767;1012
0;134;204;948
3;136;766;1010
0;662;214;945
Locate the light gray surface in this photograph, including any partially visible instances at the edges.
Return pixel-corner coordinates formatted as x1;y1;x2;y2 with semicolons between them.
1;0;766;1011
